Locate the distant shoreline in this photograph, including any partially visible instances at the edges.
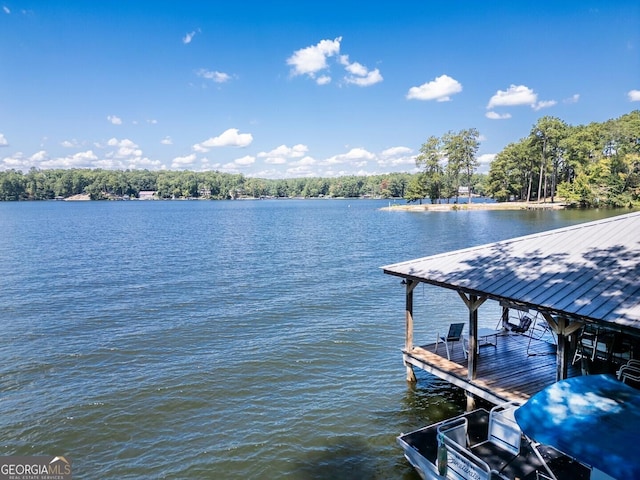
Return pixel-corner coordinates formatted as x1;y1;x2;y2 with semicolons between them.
383;201;567;212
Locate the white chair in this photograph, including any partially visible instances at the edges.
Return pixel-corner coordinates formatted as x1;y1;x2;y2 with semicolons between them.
617;359;640;386
435;323;465;360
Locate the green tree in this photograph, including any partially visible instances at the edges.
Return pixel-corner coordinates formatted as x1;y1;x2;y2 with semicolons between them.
442;128;480;203
529;116;568;202
404;173;428;203
415;136;444;203
487;140;531;202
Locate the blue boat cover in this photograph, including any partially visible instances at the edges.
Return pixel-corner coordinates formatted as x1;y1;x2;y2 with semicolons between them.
514;374;640;479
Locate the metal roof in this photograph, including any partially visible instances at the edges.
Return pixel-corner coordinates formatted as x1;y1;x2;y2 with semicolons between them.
381;211;640;331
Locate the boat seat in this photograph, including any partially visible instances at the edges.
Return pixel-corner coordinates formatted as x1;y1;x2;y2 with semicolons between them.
487;403;521;455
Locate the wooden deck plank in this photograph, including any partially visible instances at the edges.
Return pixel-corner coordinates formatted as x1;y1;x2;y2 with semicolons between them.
404;332;580;404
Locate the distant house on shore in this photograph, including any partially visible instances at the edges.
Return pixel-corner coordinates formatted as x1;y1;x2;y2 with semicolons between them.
138;190;157;200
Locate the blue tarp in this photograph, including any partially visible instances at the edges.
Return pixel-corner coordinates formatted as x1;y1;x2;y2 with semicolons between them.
514;374;640;479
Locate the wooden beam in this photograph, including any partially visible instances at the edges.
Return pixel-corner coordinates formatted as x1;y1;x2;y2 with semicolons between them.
404;278;419;294
457;291;487;312
541;312;583;336
405;279;417;382
468;294;479;380
402;352;510;405
500;305;509;330
457;292;487;382
541;312;583;381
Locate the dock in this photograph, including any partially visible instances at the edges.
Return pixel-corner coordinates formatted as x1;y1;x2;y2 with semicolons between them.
403;331;581;405
382;213;640;407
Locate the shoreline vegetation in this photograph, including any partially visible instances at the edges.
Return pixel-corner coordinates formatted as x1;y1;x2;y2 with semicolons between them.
60;191;571;212
384;201;568;211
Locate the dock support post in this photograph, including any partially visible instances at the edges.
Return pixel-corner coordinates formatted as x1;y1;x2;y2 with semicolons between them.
500;305;509;330
458;292;487;381
466;391;476;411
542;313;582;381
405;362;417;383
405;279;418;383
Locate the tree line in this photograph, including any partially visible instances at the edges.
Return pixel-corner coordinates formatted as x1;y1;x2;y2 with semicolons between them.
0;167;414;201
485;110;640;207
408;111;640;207
1;111;638;206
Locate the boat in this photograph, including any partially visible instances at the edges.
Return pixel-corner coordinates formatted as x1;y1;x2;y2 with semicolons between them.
515;374;640;480
399;374;640;479
397;401;590;479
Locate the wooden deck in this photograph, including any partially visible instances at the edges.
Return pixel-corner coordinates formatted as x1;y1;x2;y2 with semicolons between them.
403;331;582;404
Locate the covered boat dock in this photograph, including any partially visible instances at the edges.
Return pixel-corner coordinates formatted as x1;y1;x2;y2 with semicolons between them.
381;211;640;406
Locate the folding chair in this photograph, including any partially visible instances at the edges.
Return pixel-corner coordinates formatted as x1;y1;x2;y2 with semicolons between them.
571;326;598;365
435;322;465;360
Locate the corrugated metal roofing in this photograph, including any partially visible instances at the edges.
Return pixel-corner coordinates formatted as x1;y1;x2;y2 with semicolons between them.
381;211;640;330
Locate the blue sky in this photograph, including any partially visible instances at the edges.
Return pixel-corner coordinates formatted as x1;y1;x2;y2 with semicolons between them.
1;1;638;178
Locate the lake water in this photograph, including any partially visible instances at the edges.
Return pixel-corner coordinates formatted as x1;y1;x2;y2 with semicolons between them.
0;200;622;479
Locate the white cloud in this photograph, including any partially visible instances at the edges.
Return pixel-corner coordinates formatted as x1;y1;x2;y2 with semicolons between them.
285;164;317;177
340;55;383;87
345;68;383;87
486;111;512;120
96;137;162;170
160;136;173;145
171;153;197;168
487;85;537;108
564;94;580;104
234;155;255;166
3;6;10;14
30;150;48;162
192;143;208;153
264;156;287;165
1;151;28;170
341;57;367;76
487;84;556;112
324;147;375;165
258;144;308;164
0;133;8;146
197;69;232;83
60;139;80;148
0;139;166;172
106;138;141;159
1;152;27;170
381;146;413;157
220;161;241;174
533;100;557;111
378;146;416;169
107;115;122;125
193;128;253;152
287;37;342;78
292;156;316;167
629;90;640;102
127;158;162;169
39;150;99;169
287;37;381;87
183;30;199;44
406;74;462;101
